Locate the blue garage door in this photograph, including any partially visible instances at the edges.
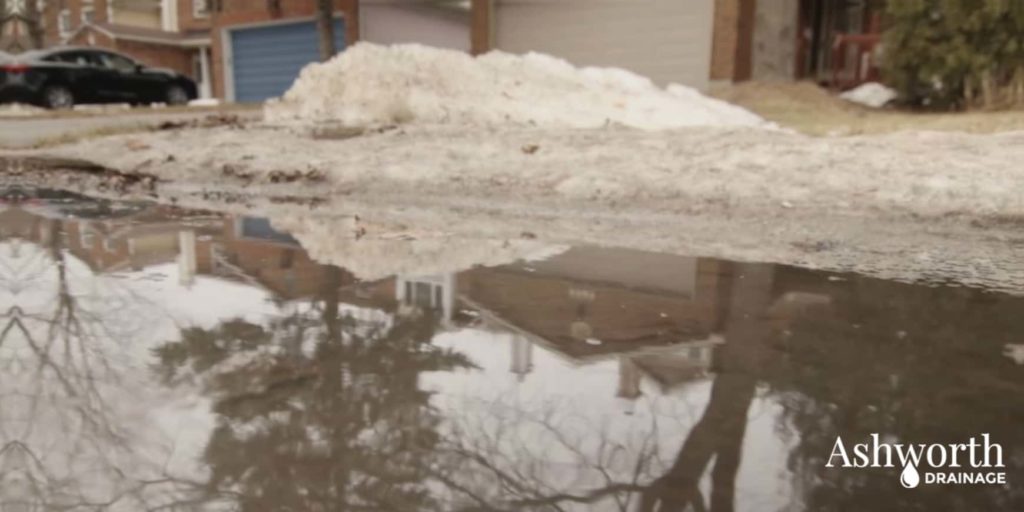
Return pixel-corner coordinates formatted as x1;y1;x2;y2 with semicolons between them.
230;19;345;103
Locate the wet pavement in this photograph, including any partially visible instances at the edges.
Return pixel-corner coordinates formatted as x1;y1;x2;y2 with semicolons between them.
0;188;1021;511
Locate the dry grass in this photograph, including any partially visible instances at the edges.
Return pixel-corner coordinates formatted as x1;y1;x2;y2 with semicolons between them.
709;81;1024;136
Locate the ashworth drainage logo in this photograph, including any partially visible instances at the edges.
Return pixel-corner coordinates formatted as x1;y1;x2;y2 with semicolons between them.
826;434;1006;488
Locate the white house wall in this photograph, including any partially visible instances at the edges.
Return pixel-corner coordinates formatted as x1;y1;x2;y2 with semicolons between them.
361;3;471;52
494;0;715;89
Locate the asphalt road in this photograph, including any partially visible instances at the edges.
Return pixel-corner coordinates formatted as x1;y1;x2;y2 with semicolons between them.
0;107;262;148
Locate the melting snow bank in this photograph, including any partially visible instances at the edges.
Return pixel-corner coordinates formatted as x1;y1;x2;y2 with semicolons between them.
15;124;1024;293
265;43;767;130
840;82;898;108
33;125;1024;219
270;216;567;280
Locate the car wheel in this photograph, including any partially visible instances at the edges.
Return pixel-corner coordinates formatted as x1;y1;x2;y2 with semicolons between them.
42;85;74;109
166;85;189;106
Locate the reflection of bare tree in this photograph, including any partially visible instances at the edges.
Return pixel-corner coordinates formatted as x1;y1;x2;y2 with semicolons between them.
0;218;211;510
419;264;772;512
635;264;770;512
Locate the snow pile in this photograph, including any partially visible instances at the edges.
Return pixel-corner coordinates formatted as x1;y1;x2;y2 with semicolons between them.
0;103;46;117
840;82;898;108
265;43;766;130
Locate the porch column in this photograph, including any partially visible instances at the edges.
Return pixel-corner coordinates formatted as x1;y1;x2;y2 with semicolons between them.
199;47;212;99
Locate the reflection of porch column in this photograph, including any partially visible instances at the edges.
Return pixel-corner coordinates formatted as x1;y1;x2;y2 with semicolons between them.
199;47;212;99
617;357;642;415
510;335;533;381
178;230;197;287
440;273;455;323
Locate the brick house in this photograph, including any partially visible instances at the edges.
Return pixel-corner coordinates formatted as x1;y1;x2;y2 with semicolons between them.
41;0;358;102
205;0;358;102
43;0;214;98
33;0;881;103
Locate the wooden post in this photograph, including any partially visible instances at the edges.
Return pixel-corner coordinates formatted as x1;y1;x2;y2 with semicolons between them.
316;0;336;62
470;0;492;55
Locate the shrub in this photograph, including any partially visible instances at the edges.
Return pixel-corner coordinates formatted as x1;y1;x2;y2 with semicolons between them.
882;0;1024;109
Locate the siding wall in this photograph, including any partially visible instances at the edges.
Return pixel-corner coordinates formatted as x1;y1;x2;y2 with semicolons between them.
494;0;715;89
361;3;471;52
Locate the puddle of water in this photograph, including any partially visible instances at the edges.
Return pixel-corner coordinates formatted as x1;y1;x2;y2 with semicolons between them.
0;188;1021;511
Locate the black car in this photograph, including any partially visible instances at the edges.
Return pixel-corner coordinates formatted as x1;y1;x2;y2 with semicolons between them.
0;47;198;109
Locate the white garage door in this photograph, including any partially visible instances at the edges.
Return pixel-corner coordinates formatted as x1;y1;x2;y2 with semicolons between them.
495;0;714;89
361;2;471;52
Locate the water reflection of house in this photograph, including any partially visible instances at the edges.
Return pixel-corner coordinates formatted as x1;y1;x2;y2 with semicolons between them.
393;247;736;396
205;217;355;300
0;201;220;274
0;200;358;306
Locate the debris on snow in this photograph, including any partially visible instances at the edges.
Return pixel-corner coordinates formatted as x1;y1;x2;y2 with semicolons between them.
265;43;767;130
840;82;898;108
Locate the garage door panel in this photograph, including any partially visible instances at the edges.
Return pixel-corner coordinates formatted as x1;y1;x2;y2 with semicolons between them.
495;0;713;89
230;19;345;103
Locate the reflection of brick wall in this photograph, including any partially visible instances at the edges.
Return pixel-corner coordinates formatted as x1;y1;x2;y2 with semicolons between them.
458;259;727;360
220;219;352;300
63;221;133;272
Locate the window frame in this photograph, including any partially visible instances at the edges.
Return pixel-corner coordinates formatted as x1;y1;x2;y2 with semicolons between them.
58;8;71;36
193;0;210;18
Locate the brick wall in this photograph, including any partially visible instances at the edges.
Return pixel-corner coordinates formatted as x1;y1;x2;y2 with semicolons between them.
208;0;358;99
178;0;213;32
116;40;195;77
66;26;115;49
64;26;196;80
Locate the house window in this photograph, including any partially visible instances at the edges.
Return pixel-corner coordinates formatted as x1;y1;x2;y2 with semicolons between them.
193;0;210;18
81;7;94;24
58;9;71;35
79;224;94;248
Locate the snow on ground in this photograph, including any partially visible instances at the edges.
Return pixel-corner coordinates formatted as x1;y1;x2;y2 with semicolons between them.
0;103;46;117
265;43;767;130
18;121;1024;293
840;82;898;108
9;44;1024;292
35;124;1024;219
270;215;566;280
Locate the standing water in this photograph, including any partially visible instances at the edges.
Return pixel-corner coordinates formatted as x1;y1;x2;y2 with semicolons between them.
0;188;1020;511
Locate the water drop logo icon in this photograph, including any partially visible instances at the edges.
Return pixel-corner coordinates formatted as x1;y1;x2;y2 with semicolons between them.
900;464;920;489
